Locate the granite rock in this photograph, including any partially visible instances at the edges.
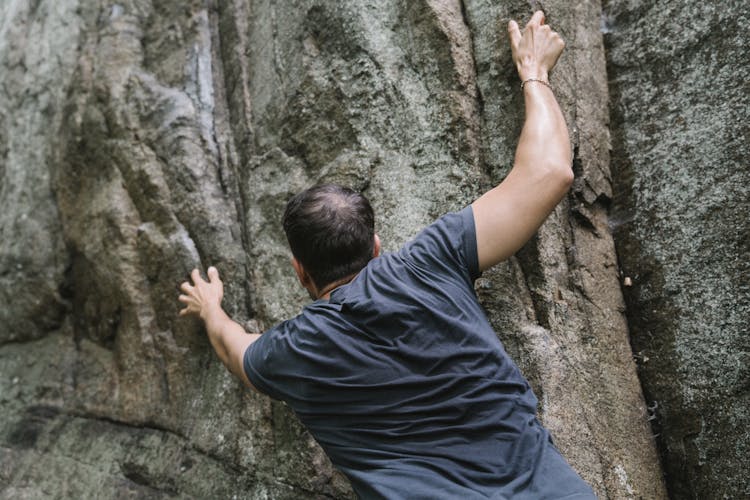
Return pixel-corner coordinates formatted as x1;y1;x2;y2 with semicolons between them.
604;1;750;498
0;1;679;498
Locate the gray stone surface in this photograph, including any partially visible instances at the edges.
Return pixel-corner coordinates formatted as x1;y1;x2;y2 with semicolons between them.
0;0;673;498
0;0;75;345
604;1;750;498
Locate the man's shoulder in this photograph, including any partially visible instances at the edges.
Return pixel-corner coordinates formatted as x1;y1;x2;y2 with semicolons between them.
395;205;479;282
405;206;474;246
274;300;348;342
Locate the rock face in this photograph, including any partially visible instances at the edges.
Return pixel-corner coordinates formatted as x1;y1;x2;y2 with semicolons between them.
2;0;718;498
603;1;750;498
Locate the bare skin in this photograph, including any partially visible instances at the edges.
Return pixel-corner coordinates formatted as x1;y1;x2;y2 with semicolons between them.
179;10;570;391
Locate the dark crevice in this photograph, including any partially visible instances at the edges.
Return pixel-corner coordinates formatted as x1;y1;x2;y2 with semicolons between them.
4;405;61;450
120;461;179;497
602;2;675;496
207;2;258;320
60;409;248;477
64;410;188;441
456;0;486;181
213;1;270;321
514;235;552;330
447;0;492;212
458;0;485;119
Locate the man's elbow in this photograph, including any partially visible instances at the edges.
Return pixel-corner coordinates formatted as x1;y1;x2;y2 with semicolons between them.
543;163;574;192
559;165;574;189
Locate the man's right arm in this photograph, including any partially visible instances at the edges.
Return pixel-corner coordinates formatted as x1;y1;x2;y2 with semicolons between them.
472;11;572;271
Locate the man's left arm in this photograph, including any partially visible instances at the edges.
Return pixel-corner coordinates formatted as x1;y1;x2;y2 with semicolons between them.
179;267;261;392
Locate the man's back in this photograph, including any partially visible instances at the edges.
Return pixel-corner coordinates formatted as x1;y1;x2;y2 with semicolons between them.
245;208;587;499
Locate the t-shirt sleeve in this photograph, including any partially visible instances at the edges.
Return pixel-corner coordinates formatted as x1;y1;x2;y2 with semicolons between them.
401;205;481;284
243;323;292;401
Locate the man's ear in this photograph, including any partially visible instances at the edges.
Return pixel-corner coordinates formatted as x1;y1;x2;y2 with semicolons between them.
291;256;309;286
373;234;381;258
292;257;321;299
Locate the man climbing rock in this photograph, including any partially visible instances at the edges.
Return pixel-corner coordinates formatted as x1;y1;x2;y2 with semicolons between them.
179;11;596;499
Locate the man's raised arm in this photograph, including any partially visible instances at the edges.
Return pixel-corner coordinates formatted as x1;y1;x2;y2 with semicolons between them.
472;11;572;271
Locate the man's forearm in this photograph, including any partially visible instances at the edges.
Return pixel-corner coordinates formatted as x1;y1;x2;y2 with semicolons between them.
202;305;236;364
202;305;260;381
514;82;571;179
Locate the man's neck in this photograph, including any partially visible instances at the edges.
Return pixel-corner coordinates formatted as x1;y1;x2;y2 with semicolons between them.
316;273;358;300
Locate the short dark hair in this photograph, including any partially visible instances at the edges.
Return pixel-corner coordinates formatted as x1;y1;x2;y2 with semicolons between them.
282;184;375;290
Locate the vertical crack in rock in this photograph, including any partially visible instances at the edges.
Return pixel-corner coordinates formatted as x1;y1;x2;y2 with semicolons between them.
426;0;482;168
557;1;665;497
213;0;263;324
206;0;258;319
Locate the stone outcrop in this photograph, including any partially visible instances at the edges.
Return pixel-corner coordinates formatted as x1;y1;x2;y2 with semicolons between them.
4;0;740;498
604;1;750;498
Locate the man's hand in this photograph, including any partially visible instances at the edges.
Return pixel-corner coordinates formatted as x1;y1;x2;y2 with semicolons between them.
508;11;564;82
179;267;223;320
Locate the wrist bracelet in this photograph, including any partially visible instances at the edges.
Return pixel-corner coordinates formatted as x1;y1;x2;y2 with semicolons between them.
521;78;552;91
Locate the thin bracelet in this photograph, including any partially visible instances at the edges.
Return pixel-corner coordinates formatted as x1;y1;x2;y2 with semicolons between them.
521;78;552;91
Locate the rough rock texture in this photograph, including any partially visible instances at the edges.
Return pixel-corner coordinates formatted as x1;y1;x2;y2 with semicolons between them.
0;0;670;498
603;1;750;498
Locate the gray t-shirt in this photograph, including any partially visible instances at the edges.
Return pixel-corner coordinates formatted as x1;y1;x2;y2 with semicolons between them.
244;207;594;499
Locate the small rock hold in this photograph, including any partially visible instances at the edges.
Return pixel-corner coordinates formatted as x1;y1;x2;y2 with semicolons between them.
623;276;633;287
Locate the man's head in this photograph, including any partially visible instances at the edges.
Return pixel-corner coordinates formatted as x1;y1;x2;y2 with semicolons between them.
282;184;379;296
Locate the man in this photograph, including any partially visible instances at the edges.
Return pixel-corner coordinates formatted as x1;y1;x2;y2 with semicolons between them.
179;11;596;499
